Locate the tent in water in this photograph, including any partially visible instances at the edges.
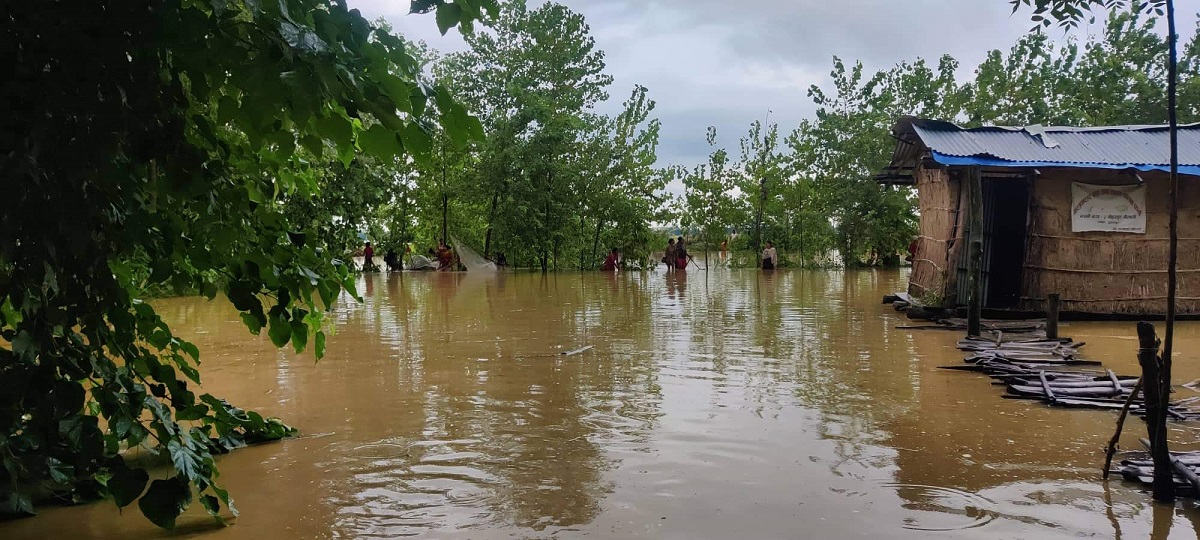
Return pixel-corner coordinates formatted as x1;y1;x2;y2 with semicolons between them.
877;116;1200;317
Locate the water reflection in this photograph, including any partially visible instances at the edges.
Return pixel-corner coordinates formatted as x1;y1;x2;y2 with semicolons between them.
10;269;1200;538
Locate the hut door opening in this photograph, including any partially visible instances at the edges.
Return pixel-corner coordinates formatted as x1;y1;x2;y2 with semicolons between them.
980;177;1029;309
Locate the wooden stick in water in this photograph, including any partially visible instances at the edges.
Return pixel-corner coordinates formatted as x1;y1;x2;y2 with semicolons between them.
561;345;594;356
1103;377;1143;479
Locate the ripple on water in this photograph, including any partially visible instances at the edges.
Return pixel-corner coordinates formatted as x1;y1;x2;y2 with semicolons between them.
883;483;999;531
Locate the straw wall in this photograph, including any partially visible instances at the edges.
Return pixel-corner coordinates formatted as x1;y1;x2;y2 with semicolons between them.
1022;169;1200;315
909;165;960;306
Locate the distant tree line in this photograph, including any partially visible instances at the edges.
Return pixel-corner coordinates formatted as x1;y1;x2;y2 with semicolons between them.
677;8;1200;268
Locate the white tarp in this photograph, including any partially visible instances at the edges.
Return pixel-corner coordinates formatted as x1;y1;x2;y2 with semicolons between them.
1070;182;1147;233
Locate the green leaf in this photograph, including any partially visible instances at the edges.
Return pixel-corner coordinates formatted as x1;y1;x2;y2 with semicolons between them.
180;341;200;362
358;124;401;159
108;465;149;508
314;114;353;151
167;438;206;481
12;330;34;358
217;95;239;125
212;484;238;517
278;21;330;54
314;330;326;359
199;494;225;523
289;319;308;353
1;491;34;517
267;313;292;347
138;477;192;530
380;75;415;113
435;3;462;35
46;457;73;484
400;122;433;164
240;312;264;335
301;132;325;157
59;415;103;455
410;0;437;14
175;404;209;421
113;415;133;438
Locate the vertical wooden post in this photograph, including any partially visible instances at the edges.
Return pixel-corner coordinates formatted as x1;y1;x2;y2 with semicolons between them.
968;241;983;337
966;166;983;337
1137;321;1174;503
1046;293;1060;340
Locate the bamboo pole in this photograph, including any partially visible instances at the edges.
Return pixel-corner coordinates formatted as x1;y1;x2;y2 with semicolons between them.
1151;0;1181;504
966;166;983;337
1102;376;1143;479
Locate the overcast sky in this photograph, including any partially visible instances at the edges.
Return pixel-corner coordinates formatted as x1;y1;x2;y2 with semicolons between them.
348;0;1194;176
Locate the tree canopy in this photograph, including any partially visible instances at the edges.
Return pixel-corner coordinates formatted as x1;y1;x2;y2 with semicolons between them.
2;0;489;527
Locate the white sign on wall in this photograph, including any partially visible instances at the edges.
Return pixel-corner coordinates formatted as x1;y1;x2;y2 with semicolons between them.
1070;182;1146;233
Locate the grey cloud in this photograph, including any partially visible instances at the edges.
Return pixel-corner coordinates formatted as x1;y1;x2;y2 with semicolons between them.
347;0;1192;171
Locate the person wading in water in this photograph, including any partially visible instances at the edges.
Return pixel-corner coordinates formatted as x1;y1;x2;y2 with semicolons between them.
675;236;688;270
762;241;778;270
363;241;378;272
664;238;677;272
601;248;620;271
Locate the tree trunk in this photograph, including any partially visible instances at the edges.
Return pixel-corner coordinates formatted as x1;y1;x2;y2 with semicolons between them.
754;174;767;254
591;219;603;270
441;143;449;245
578;213;587;269
483;190;500;257
1138;322;1174;503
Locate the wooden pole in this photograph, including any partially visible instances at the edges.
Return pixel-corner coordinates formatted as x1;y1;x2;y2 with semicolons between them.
966;166;983;337
1161;0;1181;499
1046;293;1060;341
1102;376;1143;479
1137;321;1174;502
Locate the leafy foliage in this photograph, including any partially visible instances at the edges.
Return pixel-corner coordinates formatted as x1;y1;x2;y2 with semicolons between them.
674;6;1198;267
3;0;484;528
375;0;670;270
1010;0;1167;29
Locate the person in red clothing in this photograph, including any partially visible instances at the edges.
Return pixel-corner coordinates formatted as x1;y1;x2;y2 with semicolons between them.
362;241;378;272
601;248;619;271
906;237;919;263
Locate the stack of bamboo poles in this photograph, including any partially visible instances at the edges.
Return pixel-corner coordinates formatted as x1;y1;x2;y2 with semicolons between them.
940;333;1200;420
1113;439;1200;497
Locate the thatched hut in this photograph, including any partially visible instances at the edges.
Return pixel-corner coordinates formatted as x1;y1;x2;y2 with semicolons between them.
879;117;1200;317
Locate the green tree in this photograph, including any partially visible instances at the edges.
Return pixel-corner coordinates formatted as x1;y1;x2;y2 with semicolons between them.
682;127;737;266
738;121;786;256
440;0;617;271
2;0;489;527
787;59;917;267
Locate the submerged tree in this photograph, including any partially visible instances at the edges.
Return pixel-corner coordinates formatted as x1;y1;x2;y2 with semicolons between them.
682;127;737;266
1;0;488;527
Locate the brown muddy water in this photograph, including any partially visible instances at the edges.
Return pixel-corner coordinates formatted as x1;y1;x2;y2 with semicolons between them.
8;268;1200;539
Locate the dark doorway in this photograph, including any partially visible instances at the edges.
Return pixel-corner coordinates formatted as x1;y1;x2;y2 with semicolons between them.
980;177;1029;309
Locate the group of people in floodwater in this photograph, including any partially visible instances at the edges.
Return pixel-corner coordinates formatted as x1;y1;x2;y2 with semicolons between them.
362;236;780;273
361;240;509;273
662;236;692;271
603;236;780;272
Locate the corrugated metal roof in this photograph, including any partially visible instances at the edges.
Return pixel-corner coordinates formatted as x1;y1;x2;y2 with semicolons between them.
910;119;1200;167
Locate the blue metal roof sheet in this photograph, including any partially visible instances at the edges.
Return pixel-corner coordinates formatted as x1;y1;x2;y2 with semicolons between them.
902;118;1200;175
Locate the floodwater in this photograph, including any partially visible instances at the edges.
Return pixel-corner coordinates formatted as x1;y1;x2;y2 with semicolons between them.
9;267;1200;539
